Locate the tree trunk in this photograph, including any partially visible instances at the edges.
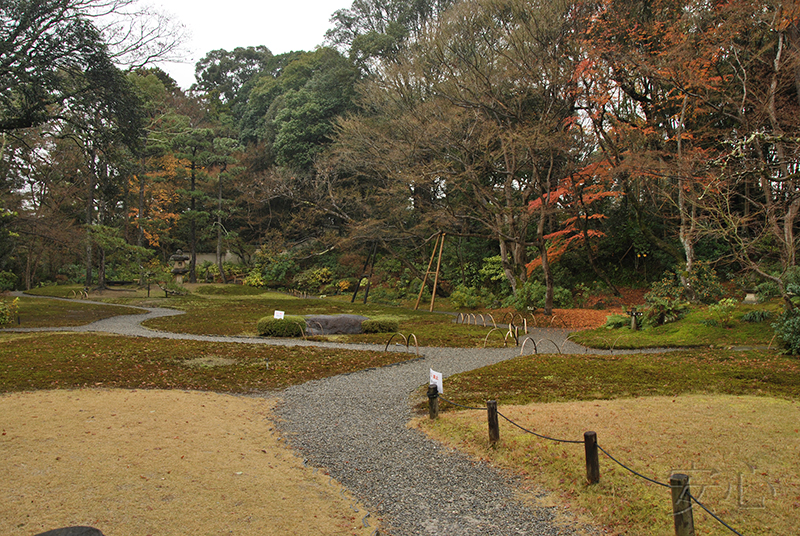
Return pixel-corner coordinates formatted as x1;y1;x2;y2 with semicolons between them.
676;95;697;301
137;157;146;283
189;158;197;283
216;171;227;284
96;161;108;290
498;237;519;296
84;156;95;288
540;242;554;315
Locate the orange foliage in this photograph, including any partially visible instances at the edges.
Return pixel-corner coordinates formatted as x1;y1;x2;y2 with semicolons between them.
526;162;622;273
128;154;183;247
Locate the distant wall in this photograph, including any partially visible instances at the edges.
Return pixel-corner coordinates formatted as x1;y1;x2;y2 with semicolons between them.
195;252;242;265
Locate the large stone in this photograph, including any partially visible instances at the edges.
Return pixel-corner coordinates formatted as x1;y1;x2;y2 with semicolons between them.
304;314;369;335
35;528;104;536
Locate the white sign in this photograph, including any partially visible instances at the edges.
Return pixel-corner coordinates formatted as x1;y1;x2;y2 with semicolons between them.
430;368;443;394
274;310;285;319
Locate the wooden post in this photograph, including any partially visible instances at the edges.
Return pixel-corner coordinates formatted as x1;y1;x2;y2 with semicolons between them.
414;232;445;311
670;473;695;536
427;384;439;420
487;400;500;444
584;431;600;484
429;233;445;312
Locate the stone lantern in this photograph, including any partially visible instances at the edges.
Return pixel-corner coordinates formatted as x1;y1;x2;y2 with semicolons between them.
169;249;190;284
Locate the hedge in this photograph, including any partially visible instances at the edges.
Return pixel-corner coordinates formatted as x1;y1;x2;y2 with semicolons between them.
361;319;399;334
256;315;306;337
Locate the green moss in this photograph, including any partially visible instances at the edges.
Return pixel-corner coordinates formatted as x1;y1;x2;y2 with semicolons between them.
0;332;413;392
419;349;800;410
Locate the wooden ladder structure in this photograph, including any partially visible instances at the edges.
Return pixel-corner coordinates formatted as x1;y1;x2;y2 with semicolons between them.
414;232;445;312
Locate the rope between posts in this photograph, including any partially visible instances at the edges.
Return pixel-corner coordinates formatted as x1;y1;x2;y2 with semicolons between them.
496;410;584;444
596;444;670;488
438;395;485;411
688;492;745;536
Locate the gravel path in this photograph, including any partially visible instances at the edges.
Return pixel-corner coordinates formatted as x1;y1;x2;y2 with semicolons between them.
4;299;653;535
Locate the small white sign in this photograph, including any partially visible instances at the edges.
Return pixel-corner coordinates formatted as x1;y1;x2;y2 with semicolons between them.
274;310;285;319
430;368;443;394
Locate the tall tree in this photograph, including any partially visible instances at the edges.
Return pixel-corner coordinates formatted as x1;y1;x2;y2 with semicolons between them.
326;0;456;71
0;0;181;133
332;0;586;312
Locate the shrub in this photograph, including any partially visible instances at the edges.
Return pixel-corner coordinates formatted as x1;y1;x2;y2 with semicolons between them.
573;282;591;308
605;314;629;329
648;262;723;304
709;297;738;327
158;281;188;296
0;270;17;291
756;281;779;302
361;319;399;333
261;253;297;287
503;279;572;311
449;285;483;310
772;310;800;354
742;310;772;323
243;270;266;288
686;262;725;303
256;315;306;337
0;297;19;325
294;267;333;292
643;295;690;327
368;286;402;306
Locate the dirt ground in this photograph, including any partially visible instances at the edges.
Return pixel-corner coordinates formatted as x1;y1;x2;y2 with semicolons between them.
496;287;647;330
0;389;376;536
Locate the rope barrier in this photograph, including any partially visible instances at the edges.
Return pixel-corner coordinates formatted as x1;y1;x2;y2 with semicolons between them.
596;444;670;488
496;410;584;445
688;492;745;536
432;392;746;535
439;396;485;411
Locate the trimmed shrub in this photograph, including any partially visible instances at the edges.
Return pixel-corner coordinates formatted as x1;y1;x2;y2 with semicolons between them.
361;319;399;334
257;315;306;337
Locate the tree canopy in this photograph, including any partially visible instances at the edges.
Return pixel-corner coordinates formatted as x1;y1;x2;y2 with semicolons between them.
2;0;799;313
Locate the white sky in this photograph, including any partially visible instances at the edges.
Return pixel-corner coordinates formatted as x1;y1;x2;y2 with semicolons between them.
154;0;354;89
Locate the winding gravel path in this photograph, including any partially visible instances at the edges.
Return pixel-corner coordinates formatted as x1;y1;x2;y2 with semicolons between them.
4;299;655;535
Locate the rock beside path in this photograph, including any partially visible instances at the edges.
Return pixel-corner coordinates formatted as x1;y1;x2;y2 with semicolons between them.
304;314;369;335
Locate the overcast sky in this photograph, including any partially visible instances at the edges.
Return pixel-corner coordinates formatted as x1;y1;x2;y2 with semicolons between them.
154;0;354;89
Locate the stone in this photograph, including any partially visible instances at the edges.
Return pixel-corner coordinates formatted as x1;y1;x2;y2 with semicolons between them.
35;528;104;536
304;314;369;335
743;291;758;304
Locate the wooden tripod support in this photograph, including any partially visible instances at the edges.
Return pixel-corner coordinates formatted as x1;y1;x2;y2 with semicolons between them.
414;232;445;312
